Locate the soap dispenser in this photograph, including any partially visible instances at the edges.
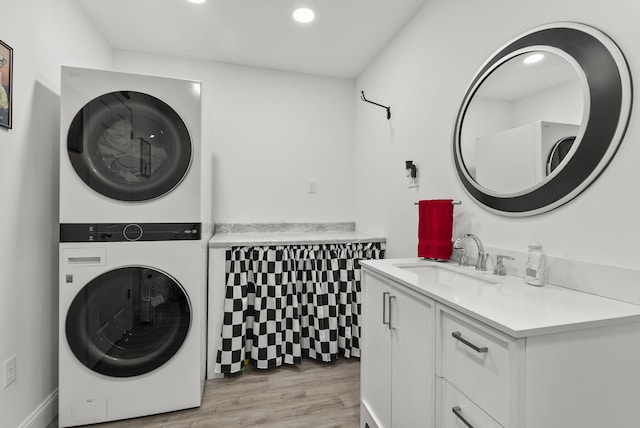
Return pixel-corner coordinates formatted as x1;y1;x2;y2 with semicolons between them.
524;240;547;286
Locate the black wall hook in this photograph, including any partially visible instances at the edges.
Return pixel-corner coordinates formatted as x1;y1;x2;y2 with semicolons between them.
360;91;391;120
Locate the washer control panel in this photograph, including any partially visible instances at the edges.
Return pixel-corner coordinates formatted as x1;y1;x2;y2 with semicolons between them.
60;223;201;242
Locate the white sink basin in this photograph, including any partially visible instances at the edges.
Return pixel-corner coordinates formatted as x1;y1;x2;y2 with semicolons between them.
398;264;498;287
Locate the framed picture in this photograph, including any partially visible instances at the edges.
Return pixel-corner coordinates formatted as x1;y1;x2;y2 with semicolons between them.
0;39;13;129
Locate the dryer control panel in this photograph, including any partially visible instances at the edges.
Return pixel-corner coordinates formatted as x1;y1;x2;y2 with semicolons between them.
60;223;201;242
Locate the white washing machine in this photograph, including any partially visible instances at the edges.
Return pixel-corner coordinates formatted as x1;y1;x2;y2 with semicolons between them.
58;235;207;427
60;66;202;224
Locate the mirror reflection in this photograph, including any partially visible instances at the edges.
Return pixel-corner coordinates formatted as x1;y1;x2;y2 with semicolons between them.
460;50;587;194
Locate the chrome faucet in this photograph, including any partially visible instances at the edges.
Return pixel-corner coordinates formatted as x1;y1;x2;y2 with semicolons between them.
494;255;515;276
453;233;488;271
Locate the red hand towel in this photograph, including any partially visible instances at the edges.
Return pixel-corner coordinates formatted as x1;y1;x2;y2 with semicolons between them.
417;199;454;260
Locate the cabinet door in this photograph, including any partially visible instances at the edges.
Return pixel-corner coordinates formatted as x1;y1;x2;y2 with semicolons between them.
390;285;435;428
361;272;392;428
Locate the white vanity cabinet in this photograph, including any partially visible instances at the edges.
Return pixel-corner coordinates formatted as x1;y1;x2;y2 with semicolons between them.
360;270;435;428
361;258;640;428
435;302;640;428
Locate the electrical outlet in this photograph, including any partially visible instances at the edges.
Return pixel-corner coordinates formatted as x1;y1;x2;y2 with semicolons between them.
4;355;16;388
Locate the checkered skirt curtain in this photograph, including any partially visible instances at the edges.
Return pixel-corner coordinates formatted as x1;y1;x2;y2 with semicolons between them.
215;242;385;374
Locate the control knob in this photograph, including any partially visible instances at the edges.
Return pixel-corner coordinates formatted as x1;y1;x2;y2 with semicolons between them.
123;224;143;241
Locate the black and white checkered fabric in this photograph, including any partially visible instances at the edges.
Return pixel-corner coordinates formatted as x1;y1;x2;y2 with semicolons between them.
215;242;385;374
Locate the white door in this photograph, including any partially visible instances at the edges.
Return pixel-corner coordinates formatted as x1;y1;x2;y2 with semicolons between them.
67;91;193;201
361;272;392;428
390;286;435;427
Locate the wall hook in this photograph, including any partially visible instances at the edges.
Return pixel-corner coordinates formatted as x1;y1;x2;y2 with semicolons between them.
360;91;391;120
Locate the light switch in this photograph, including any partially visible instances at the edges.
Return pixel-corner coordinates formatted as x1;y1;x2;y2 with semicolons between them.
307;181;317;194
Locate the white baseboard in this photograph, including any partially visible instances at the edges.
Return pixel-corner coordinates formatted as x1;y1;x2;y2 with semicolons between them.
19;389;58;428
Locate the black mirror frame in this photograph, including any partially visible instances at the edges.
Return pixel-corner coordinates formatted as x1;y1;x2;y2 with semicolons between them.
453;22;632;216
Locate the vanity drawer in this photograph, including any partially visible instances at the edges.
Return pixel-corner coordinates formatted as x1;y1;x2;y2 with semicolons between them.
439;308;514;425
441;379;503;428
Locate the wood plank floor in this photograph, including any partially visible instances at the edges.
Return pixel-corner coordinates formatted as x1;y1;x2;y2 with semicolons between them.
48;357;360;428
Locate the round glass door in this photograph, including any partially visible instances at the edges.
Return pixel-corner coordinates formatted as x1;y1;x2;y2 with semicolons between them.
66;267;191;377
67;91;192;201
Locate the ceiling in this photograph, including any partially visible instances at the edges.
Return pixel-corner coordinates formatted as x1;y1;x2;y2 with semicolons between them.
477;51;580;102
74;0;428;79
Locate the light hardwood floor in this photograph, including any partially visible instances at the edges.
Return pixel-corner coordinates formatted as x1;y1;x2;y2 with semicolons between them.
48;357;360;428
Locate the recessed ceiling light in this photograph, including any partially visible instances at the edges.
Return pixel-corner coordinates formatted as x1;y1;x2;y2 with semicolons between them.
188;0;206;4
293;7;315;24
523;53;544;64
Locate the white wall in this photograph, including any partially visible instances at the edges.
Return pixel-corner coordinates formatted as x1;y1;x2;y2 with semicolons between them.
460;97;513;175
0;0;112;426
113;51;356;226
355;0;640;268
513;79;583;126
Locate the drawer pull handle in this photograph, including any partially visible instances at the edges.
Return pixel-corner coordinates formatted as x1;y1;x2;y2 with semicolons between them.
389;295;397;330
382;292;390;326
452;406;474;428
452;331;488;353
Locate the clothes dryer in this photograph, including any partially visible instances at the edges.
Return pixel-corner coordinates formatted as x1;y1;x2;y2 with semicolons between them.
58;234;207;427
60;66;201;224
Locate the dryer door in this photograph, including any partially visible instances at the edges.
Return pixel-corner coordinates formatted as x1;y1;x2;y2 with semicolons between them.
67;91;192;201
66;267;191;377
546;136;576;176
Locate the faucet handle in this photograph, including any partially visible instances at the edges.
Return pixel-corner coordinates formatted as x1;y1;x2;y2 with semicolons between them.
476;252;489;271
494;255;515;276
458;248;468;267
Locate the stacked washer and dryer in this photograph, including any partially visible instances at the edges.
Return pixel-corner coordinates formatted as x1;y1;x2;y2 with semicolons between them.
58;67;207;427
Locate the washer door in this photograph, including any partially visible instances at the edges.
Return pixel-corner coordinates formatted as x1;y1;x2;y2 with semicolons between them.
546;136;576;176
66;267;191;377
67;91;192;201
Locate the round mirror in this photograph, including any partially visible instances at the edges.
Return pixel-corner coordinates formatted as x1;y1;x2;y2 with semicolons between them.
460;49;587;195
453;22;632;216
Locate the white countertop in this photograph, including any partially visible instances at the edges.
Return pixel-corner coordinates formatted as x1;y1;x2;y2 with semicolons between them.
361;258;640;338
209;231;386;247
